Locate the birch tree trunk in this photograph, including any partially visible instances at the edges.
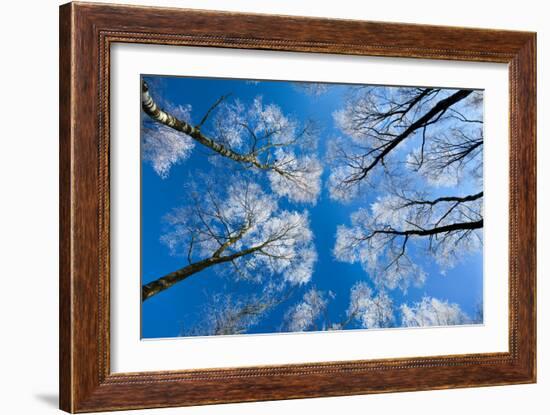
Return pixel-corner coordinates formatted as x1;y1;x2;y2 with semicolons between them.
142;81;259;166
142;245;264;301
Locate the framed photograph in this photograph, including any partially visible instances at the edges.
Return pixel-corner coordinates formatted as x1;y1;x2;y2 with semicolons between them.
59;2;536;412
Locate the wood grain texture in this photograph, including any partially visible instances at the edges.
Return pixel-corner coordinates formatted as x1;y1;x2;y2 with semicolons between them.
59;2;537;412
59;3;73;411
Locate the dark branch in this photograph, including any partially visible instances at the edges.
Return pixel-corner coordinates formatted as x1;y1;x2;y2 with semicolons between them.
350;89;473;182
369;219;483;239
402;191;483;207
197;93;231;128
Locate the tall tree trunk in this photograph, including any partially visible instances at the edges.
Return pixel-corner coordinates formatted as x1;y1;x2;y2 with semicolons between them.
142;244;263;301
143;257;218;301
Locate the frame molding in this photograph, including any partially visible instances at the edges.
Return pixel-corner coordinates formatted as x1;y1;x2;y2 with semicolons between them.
59;2;536;412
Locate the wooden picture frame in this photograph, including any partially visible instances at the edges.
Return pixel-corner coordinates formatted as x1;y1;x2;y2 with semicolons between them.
59;2;536;412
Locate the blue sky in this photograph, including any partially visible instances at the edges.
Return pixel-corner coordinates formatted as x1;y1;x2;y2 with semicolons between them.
141;75;483;339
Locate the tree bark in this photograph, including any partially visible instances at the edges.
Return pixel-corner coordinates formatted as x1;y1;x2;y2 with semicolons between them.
142;81;259;166
142;244;264;301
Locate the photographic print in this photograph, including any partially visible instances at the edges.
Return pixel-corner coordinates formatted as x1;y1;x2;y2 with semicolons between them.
140;75;484;339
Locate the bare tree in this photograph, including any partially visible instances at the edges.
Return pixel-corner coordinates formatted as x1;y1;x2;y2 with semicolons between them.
141;80;322;203
331;86;484;291
142;177;317;301
328;87;482;201
334;187;483;291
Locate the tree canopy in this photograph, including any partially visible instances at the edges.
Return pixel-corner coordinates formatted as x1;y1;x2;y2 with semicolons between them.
140;77;484;337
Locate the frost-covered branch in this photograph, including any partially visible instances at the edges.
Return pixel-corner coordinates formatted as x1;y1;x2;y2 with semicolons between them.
283;281;395;332
282;288;330;332
292;82;331;97
328;87;481;201
407;127;483;187
334;190;483;292
341;281;394;329
142;81;322;203
401;296;471;327
330;86;484;291
181;284;296;336
142;178;317;301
